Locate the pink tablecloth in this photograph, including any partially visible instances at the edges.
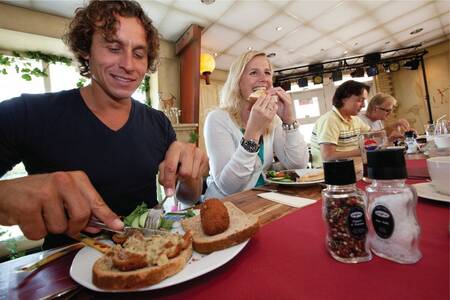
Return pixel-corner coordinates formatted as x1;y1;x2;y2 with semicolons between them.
129;192;449;300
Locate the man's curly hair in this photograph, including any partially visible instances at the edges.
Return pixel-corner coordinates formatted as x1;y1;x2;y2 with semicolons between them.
63;0;159;78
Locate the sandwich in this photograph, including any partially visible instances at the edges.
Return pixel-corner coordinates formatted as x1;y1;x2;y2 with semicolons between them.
247;87;267;103
92;230;192;290
181;201;259;254
298;170;324;182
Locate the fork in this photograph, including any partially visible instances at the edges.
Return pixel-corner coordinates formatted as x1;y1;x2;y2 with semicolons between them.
145;194;170;229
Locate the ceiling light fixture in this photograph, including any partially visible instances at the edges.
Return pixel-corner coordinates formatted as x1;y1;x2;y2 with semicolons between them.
350;67;365;78
267;52;276;58
403;59;420;70
297;77;308;87
388;62;400;72
343;50;348;55
247;46;253;51
331;70;343;82
312;74;323;85
200;0;215;4
366;65;378;77
280;81;291;91
276;26;283;31
410;28;423;35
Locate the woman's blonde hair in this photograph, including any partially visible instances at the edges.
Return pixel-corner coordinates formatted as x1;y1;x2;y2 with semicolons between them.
219;51;273;128
367;93;397;114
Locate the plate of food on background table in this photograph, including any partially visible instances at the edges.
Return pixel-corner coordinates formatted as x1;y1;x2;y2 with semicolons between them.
264;169;325;186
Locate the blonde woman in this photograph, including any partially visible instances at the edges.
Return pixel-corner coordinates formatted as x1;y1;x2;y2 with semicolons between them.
203;51;308;199
358;93;411;142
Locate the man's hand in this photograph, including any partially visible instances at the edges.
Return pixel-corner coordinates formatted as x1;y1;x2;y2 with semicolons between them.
158;141;208;201
0;171;123;240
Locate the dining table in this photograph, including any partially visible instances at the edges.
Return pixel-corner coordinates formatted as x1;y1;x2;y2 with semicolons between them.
0;154;448;300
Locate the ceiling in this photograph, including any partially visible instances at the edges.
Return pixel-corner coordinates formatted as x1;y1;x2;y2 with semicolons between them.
2;0;449;71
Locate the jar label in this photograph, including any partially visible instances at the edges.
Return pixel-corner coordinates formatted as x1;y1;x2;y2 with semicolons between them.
372;205;395;239
347;206;368;239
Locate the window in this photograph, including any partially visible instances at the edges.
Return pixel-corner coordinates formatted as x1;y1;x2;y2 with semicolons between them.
0;57;46;102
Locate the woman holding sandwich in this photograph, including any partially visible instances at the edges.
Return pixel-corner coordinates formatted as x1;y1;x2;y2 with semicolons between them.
203;51;309;199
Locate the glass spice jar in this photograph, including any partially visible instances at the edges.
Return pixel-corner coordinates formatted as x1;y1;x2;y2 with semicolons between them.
366;149;422;264
322;159;372;263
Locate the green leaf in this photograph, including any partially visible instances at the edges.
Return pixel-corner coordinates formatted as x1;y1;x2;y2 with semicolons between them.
1;69;7;75
21;74;32;81
21;68;30;73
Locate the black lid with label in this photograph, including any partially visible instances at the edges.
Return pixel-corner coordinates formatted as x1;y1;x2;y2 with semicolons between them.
367;148;407;179
404;130;416;138
323;159;356;185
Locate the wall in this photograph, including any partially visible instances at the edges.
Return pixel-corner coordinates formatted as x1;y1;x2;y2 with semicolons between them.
0;3;180;107
198;69;228;152
390;41;449;133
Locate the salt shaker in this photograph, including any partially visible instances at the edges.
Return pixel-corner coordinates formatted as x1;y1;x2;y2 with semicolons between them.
404;130;419;154
322;159;372;263
366;149;422;264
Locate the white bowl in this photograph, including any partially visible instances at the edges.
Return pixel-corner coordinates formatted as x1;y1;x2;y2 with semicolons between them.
434;134;450;149
427;156;450;195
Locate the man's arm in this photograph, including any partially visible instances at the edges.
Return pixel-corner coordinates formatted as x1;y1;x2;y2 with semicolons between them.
320;143;361;161
158;141;209;205
0;171;123;240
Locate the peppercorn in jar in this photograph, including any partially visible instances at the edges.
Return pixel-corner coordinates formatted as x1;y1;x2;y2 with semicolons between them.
322;159;372;263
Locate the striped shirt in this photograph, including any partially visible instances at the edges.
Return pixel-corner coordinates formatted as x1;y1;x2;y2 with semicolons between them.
310;106;370;168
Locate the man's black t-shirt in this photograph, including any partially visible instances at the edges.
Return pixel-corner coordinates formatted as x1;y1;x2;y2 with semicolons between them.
0;89;176;248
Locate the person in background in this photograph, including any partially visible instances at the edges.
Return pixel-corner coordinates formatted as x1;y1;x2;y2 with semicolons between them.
310;80;371;168
0;0;208;249
203;51;309;199
358;93;412;142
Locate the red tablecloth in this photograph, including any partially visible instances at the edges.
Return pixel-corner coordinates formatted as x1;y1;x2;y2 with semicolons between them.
405;158;429;178
107;192;448;300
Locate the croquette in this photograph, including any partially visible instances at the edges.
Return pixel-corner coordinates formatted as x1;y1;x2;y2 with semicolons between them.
200;198;230;235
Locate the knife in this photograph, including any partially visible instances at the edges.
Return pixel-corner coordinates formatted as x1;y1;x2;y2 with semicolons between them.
87;218;169;237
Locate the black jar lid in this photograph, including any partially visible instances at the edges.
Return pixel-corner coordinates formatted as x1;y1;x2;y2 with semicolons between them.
367;148;407;179
404;130;416;138
323;159;356;185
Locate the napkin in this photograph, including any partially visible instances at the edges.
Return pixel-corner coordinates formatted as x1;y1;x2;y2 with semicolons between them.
257;192;317;208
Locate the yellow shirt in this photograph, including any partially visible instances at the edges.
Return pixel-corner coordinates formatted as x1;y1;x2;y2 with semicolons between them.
310;106;370;168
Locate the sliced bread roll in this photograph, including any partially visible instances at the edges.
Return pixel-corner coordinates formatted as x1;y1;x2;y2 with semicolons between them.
181;202;259;254
92;244;192;290
92;231;192;290
247;88;266;103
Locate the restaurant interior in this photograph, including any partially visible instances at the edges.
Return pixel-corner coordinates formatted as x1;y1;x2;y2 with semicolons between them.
0;0;448;299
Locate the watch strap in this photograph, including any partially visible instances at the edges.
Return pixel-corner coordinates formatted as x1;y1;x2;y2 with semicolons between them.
282;120;299;130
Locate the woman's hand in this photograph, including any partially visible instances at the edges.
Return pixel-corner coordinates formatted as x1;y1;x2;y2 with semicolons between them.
244;93;278;140
268;87;295;124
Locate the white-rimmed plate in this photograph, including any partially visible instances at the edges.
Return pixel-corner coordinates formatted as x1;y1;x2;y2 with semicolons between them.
264;169;324;186
413;182;450;203
70;233;249;292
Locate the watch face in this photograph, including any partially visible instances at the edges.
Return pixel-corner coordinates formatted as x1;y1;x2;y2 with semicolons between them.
241;138;259;153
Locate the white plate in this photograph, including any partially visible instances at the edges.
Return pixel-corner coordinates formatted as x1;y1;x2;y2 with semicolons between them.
413;182;450;203
70;231;248;292
264;169;324;186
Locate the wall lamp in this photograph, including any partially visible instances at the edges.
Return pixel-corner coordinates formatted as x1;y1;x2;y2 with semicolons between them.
200;53;216;85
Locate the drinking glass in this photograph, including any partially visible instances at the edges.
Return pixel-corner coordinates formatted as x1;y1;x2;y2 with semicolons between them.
358;130;388;183
424;123;435;142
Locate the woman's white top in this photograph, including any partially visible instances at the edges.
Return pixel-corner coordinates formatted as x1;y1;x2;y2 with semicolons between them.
203;109;309;199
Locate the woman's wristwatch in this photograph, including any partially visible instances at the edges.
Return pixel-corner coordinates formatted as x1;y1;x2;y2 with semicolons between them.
240;137;260;153
282;120;299;130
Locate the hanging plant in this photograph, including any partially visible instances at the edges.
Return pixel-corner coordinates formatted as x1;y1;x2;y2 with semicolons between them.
0;50;72;81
